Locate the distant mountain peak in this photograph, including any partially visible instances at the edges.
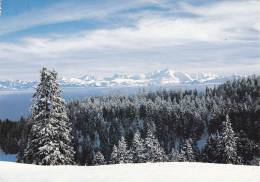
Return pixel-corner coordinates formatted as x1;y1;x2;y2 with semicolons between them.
79;75;96;81
0;69;246;90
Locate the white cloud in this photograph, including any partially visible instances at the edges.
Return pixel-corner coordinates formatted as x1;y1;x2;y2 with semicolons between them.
180;0;260;33
1;0;259;56
0;0;2;16
0;0;259;79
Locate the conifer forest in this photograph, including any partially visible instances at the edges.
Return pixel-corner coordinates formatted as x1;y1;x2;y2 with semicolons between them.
1;68;259;166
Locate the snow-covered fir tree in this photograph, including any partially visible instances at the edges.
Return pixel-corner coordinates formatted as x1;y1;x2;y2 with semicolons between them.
169;148;179;162
144;129;166;162
178;139;195;162
131;130;146;163
218;114;240;164
176;149;186;162
23;67;75;165
117;136;132;163
93;151;106;165
110;145;118;164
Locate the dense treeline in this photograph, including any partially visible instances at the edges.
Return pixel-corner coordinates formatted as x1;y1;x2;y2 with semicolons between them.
0;117;27;154
1;75;260;165
67;75;260;165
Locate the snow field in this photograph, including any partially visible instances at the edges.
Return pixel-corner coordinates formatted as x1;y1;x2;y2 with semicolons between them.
0;162;259;182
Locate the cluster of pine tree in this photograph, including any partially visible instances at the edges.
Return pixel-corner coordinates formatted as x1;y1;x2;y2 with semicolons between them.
1;68;259;166
92;113;258;166
66;76;259;165
99;128;167;165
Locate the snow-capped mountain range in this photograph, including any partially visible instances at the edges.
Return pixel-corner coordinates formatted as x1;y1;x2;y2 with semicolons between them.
0;69;245;90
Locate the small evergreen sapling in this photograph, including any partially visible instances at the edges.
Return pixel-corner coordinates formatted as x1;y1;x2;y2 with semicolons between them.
179;139;195;162
169;148;179;162
144;129;166;162
131;130;146;163
218;114;240;164
93;151;106;165
117;136;132;163
110;145;118;164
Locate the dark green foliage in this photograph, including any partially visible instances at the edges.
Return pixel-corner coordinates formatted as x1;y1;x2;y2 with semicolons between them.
237;130;258;165
202;132;221;163
0;117;26;154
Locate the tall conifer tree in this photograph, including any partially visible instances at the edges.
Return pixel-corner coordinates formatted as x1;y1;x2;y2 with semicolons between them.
131;130;146;163
110;145;119;164
23;67;75;165
117;136;132;163
218;114;240;164
144;129;166;162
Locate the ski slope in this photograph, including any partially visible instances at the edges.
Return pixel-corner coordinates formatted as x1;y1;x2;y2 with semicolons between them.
0;162;259;182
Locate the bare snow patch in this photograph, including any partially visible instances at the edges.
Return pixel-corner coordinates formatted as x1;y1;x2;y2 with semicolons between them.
0;162;259;182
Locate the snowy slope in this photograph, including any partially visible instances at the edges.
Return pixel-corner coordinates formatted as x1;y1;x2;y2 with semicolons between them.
0;162;259;182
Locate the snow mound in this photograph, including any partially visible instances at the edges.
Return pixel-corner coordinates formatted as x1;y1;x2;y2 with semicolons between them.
0;162;259;182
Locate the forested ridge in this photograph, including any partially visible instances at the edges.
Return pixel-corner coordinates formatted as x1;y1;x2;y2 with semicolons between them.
1;75;260;165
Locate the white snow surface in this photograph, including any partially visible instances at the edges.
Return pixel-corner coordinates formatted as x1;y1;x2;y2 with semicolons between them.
0;162;259;182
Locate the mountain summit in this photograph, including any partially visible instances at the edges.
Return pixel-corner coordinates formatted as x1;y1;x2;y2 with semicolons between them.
0;69;245;89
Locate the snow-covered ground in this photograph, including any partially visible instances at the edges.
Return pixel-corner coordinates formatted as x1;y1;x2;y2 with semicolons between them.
0;162;259;182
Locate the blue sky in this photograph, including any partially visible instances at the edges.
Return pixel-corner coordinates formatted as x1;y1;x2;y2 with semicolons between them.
0;0;259;80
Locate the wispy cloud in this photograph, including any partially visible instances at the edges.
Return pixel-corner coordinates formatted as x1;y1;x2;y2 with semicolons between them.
0;0;259;80
0;0;2;16
1;0;258;54
0;0;161;35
